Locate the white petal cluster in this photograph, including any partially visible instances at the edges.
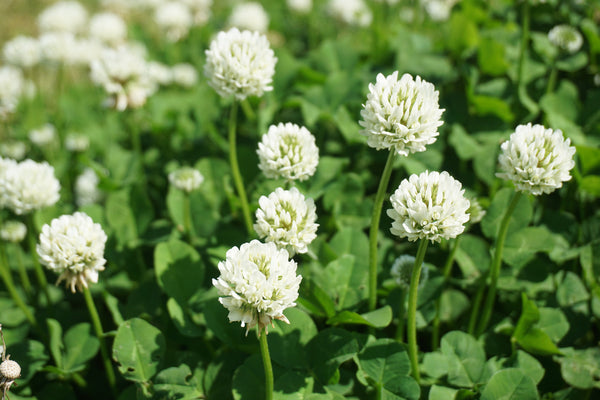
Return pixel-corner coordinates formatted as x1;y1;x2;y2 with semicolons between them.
148;61;174;86
0;220;27;243
29;123;56;147
179;0;213;25
75;168;102;207
154;1;193;42
328;0;372;27
0;66;30;120
90;46;153;111
37;212;107;293
212;240;302;334
467;196;485;224
257;123;319;181
390;255;429;289
548;25;583;54
3;36;42;68
89;12;128;46
287;0;313;14
204;28;277;100
0;141;27;160
65;133;90;152
360;71;444;156
387;171;470;242
228;2;269;33
422;0;459;22
254;187;318;256
171;63;198;87
38;32;79;65
168;166;204;193
37;1;89;34
497;124;576;196
0;159;61;215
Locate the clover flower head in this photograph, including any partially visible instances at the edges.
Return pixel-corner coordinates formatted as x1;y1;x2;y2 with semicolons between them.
37;212;107;293
387;171;470;242
37;1;89;34
204;28;277;100
0;157;18;209
29;123;56;147
328;0;372;27
89;12;128;45
154;1;193;42
65;133;90;152
548;25;583;54
179;0;213;25
287;0;313;14
0;66;29;120
228;2;269;33
148;61;174;86
75;168;102;207
0;221;27;243
168;166;204;193
466;196;485;224
38;32;83;65
0;159;61;215
422;0;459;22
212;240;302;334
390;255;429;289
257;123;319;181
3;35;42;68
0;141;27;160
171;63;198;87
497;123;576;195
254;187;318;256
360;71;444;156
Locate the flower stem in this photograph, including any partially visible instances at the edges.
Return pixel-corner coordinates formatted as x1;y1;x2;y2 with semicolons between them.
83;286;117;394
15;245;33;299
475;191;522;337
258;329;274;400
407;239;429;383
182;192;195;244
26;215;51;306
395;288;406;342
228;101;254;236
467;278;485;335
0;244;36;327
368;150;397;311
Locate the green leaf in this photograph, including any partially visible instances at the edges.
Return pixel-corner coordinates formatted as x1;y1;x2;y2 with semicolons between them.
502;351;545;385
440;331;486;387
333;105;363;144
439;290;470;323
154;239;205;304
47;318;63;370
448;125;482;161
556;347;600;389
512;293;561;356
166;297;203;338
481;188;532;240
153;365;204;400
478;37;509;76
323;254;368;311
557;272;590;307
503;227;556;268
202;296;256;351
470;95;514;122
454;234;491;280
298;278;337;318
537;308;569;344
113;318;166;383
577;145;600;175
327;306;393;328
423;352;448;380
580;175;600;197
480;368;539;400
62;323;100;373
269;308;318;370
307;328;365;385
429;385;476;400
105;189;139;248
9;340;49;384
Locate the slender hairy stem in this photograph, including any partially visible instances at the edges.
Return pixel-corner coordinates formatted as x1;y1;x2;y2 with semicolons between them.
182;192;195;244
258;330;274;400
545;62;558;96
368;150;397;311
467;278;486;335
83;287;116;393
395;288;406;343
407;239;429;383
15;245;33;298
228;101;254;236
26;215;51;305
0;245;36;326
475;192;522;337
240;98;256;121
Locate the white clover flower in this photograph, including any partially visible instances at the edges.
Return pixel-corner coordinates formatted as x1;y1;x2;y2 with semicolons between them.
148;61;173;86
548;25;583;54
0;159;61;215
38;32;79;65
37;212;107;293
390;255;429;289
254;187;318;256
89;12;128;46
168;166;204;193
65;133;90;152
204;28;277;100
328;0;372;27
287;0;313;13
75;168;102;207
496;124;576;196
228;2;269;33
212;240;302;334
0;221;27;243
422;0;459;21
90;46;153;111
257;123;319;181
466;196;485;224
0;66;28;120
179;0;213;25
154;1;193;42
29;123;56;147
360;71;444;156
0;141;27;160
37;1;89;34
3;36;42;68
171;63;198;87
387;171;470;243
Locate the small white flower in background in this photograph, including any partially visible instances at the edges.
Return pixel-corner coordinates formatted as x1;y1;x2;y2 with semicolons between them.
388;171;470;243
37;1;89;34
0;66;29;120
421;0;459;22
72;38;108;66
89;12;128;46
360;71;444;156
154;1;193;42
0;221;27;243
90;46;153;111
254;187;318;256
204;28;277;100
148;61;173;86
257;122;319;182
287;0;312;14
466;196;485;224
548;25;583;54
39;32;79;65
37;212;107;293
168;166;204;193
29;123;56;147
328;0;372;27
212;240;302;334
0;141;27;160
65;133;90;152
390;255;429;289
497;123;576;196
75;168;102;207
180;0;213;25
0;159;61;215
171;63;198;88
3;35;42;68
228;2;269;33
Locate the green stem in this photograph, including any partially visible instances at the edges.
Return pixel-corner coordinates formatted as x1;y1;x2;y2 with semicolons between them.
516;0;531;92
258;330;274;400
368;150;397;311
395;288;406;343
182;192;195;244
26;215;51;306
407;239;429;383
83;287;117;394
475;192;522;337
240;98;256;121
467;278;485;335
15;244;33;298
228;101;254;236
545;62;558;96
0;244;36;327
